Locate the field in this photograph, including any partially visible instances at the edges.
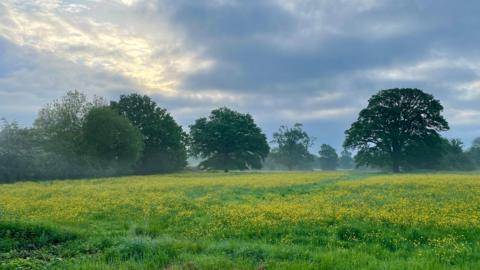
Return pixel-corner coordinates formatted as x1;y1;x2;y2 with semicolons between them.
1;172;480;269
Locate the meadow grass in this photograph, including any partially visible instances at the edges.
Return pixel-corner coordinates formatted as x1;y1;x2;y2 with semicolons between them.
1;171;480;269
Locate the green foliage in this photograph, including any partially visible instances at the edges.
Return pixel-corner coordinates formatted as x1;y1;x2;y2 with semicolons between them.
1;91;189;181
83;107;144;172
468;137;480;168
0;121;38;182
336;225;363;241
30;90;107;179
0;120;82;182
439;139;476;171
189;107;270;171
0;221;79;269
270;123;315;170
318;144;338;170
0;221;77;252
110;94;187;174
344;88;449;172
34;90;105;159
403;138;476;171
1;91;148;181
400;133;446;171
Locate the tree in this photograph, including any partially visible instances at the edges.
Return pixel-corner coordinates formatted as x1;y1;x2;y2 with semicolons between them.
439;139;476;171
318;144;339;170
344;88;449;172
469;137;480;168
270;123;315;170
32;90;106;178
0;120;38;182
400;134;445;171
0;120;73;181
34;90;105;158
189;107;269;171
338;149;355;169
110;94;187;174
83;107;144;172
473;137;480;147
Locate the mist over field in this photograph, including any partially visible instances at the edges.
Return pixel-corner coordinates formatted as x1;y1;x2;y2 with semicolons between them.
1;1;480;269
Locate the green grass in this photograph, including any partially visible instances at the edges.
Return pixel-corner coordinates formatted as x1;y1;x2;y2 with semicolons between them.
1;171;480;269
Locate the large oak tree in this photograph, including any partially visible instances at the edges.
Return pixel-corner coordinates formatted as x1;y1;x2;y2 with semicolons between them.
344;88;449;172
189;107;269;171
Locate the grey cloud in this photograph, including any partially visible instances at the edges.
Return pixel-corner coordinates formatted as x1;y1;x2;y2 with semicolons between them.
151;0;480;148
0;37;137;125
1;0;480;150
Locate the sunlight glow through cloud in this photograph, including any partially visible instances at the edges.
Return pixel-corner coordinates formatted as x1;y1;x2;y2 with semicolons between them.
0;1;213;96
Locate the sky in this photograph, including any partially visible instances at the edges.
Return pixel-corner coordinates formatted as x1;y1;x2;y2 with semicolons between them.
1;0;480;151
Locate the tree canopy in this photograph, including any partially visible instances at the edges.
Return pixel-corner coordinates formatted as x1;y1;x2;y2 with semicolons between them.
111;94;187;174
270;123;315;170
473;137;480;147
318;144;339;170
344;88;449;172
338;149;355;169
189;107;269;171
470;137;480;168
0;121;39;181
439;138;476;171
34;90;105;158
83;107;144;171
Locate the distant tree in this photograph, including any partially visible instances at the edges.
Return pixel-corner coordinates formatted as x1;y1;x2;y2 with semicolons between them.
111;94;187;174
189;107;269;172
0;120;75;181
473;137;480;147
83;107;144;172
338;149;355;169
270;123;315;170
344;88;449;172
318;144;339;170
440;139;476;171
0;120;38;182
470;137;480;168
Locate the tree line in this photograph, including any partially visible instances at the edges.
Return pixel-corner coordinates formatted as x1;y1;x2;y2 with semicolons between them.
1;88;479;182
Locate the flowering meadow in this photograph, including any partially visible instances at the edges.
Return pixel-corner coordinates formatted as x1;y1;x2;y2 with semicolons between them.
1;172;480;269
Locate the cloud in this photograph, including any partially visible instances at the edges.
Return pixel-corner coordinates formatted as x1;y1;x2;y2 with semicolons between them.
0;0;212;95
456;81;480;100
447;109;480;126
0;0;479;149
279;108;356;122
